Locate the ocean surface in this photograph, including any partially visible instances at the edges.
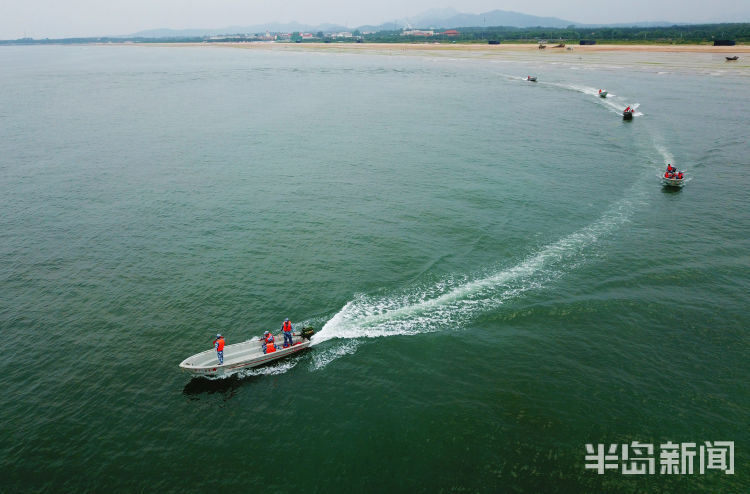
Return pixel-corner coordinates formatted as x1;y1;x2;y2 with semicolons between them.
0;44;748;493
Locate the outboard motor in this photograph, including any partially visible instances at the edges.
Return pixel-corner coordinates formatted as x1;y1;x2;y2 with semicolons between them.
300;327;315;340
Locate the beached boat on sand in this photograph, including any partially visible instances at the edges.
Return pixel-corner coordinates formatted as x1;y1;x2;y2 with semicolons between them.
179;328;315;378
725;56;739;61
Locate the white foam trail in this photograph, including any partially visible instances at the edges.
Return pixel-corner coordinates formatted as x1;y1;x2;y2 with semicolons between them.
302;76;657;370
236;359;299;377
535;80;634;115
654;142;674;165
309;340;362;371
312;187;643;362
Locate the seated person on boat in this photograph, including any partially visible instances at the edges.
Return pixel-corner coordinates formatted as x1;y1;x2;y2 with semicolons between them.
263;331;276;354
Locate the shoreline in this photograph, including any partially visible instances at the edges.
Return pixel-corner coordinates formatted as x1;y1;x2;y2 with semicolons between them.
143;41;750;54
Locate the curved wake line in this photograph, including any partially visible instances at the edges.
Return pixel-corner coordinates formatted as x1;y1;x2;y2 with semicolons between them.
303;74;666;371
313;185;644;350
508;76;644;116
309;74;662;368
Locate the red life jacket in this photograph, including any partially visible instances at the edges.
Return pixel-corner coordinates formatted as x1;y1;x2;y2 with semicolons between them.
215;337;225;352
664;172;670;178
677;172;683;179
283;320;292;333
266;342;276;353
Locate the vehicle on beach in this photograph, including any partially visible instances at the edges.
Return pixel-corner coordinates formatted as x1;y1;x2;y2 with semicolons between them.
725;56;739;61
179;328;315;378
527;75;538;82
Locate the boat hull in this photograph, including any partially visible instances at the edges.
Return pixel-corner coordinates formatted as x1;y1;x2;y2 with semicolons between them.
623;111;633;120
661;177;685;188
179;332;312;378
599;91;607;98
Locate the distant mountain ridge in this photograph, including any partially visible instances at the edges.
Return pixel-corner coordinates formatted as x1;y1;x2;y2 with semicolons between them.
126;8;678;38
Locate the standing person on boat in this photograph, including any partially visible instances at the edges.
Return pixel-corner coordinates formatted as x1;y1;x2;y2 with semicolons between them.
213;334;225;365
281;318;295;348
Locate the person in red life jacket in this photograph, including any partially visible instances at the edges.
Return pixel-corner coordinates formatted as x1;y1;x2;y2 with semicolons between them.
625;106;631;113
262;331;275;354
281;318;295;348
664;171;671;178
213;334;225;365
263;331;276;354
677;171;684;179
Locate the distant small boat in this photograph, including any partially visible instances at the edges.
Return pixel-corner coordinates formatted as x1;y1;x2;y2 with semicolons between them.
623;108;634;120
598;89;608;98
725;56;739;61
527;76;537;82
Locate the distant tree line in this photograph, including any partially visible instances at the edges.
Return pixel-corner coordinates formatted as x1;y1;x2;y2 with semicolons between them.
364;23;750;44
1;23;748;46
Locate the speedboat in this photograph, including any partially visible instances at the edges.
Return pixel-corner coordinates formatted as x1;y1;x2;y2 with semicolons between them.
598;89;607;98
725;56;739;61
179;328;315;378
661;176;686;188
527;76;537;82
623;108;634;120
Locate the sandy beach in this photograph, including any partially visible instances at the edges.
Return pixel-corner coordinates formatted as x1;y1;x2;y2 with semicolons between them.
152;41;750;54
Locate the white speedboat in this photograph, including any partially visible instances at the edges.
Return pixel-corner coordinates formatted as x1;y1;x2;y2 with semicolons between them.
661;176;686;188
179;328;315;378
598;89;607;97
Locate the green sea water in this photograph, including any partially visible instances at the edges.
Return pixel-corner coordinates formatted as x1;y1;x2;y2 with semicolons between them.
0;45;748;493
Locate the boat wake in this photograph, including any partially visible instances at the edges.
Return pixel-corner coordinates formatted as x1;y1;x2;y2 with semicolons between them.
304;75;670;370
234;74;665;376
555;82;643;116
310;184;647;369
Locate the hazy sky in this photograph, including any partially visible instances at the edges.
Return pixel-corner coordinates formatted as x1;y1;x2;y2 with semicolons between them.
1;0;748;39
